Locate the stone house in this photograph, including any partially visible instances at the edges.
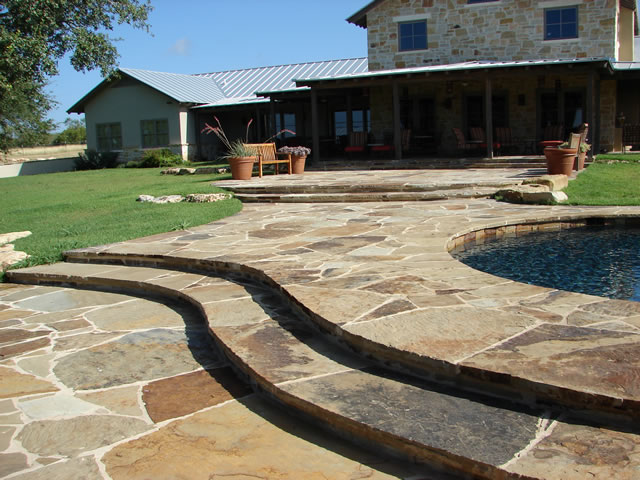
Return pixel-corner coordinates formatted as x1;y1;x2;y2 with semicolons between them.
70;0;639;161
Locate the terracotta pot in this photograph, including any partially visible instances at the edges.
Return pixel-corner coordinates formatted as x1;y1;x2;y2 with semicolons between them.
228;156;255;180
575;151;586;171
544;147;577;176
291;155;306;174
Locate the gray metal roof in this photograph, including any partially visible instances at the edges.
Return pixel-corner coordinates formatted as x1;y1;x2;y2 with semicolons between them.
197;58;368;100
120;68;226;104
296;58;614;86
68;58;368;113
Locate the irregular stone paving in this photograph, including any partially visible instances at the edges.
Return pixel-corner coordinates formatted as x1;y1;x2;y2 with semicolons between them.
3;168;640;478
58;199;640;413
0;282;431;479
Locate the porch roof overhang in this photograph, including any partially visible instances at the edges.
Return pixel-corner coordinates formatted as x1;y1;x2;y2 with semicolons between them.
191;96;270;110
294;58;615;89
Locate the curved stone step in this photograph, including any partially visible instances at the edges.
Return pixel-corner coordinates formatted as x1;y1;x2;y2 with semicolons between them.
6;261;546;478
46;248;640;421
8;261;640;479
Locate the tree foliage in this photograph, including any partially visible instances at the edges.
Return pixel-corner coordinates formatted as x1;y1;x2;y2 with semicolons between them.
0;0;152;151
53;118;86;145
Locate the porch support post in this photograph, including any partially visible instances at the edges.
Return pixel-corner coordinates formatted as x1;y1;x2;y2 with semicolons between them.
311;89;321;162
393;81;402;159
269;99;276;138
254;106;262;141
346;94;353;134
587;70;599;158
485;75;494;159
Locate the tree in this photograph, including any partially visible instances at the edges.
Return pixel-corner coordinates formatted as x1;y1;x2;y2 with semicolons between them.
0;0;152;151
53;118;86;145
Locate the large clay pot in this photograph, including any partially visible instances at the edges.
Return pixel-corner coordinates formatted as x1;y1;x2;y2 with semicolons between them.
544;147;577;176
575;151;586;171
228;156;255;180
291;155;306;174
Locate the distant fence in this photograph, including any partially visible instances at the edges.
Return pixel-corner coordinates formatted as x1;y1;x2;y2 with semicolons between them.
0;144;86;178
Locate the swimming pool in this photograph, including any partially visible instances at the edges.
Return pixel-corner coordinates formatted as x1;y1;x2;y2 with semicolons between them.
450;225;640;302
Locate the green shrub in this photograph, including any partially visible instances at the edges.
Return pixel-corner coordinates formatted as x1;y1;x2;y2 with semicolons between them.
74;150;119;170
126;149;184;168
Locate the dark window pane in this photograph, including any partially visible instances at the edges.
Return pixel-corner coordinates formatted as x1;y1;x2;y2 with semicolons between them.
546;10;561;24
562;8;577;22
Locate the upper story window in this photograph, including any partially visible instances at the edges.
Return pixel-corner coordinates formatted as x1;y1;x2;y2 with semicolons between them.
545;6;578;40
467;0;499;3
141;119;169;148
399;20;427;52
96;122;122;151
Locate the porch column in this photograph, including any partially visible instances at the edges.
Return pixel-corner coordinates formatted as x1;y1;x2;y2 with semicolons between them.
311;89;321;162
269;99;276;138
485;76;494;159
393;81;402;159
346;94;353;134
587;70;599;158
254;106;262;141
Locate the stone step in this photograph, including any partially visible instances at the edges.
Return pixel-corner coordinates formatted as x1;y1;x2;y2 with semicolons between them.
307;157;548;171
233;187;500;203
5;261;602;479
8;261;640;479
221;180;520;195
9;255;638;420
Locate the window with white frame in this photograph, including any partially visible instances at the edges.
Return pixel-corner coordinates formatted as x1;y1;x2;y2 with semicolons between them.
398;20;427;52
141;119;169;148
544;6;578;40
96;122;122;151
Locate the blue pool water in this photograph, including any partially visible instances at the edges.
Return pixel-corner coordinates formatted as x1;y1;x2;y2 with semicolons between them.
451;226;640;302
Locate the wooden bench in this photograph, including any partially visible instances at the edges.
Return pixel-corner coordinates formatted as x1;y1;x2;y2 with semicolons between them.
243;143;291;178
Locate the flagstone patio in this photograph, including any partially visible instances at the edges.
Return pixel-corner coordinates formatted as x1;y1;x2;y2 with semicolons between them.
2;168;640;479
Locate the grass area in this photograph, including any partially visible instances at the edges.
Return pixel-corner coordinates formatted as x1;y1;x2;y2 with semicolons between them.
564;161;640;205
594;153;640;163
0;167;242;280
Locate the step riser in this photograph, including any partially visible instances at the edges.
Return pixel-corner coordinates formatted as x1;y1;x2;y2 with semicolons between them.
234;192;494;203
5;267;528;480
11;253;637;421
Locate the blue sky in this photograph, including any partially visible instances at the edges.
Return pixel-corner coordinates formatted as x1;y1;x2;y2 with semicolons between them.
49;0;368;130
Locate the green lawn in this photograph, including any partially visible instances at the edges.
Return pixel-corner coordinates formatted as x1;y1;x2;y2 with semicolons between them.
564;160;640;205
1;167;242;279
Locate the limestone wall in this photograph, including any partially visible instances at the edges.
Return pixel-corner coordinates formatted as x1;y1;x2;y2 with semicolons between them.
366;0;619;71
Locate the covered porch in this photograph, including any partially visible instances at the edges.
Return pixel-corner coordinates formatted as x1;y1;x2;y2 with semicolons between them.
193;58;639;165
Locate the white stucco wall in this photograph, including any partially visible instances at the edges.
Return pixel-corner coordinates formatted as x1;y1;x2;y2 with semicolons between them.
84;83;196;161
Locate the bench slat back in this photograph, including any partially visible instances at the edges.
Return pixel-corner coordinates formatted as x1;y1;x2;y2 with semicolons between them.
244;143;277;161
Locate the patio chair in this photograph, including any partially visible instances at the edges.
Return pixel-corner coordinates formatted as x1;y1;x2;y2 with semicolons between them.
568;133;581;149
495;127;517;154
578;123;589;145
344;131;368;157
465;127;501;154
452;127;481;153
244;142;291;178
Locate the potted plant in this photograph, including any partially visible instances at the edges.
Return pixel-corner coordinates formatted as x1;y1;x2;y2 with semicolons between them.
544;142;578;176
201;118;256;180
278;146;311;174
575;142;590;171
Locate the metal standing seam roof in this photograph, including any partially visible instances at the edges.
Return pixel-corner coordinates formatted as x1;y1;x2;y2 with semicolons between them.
195;57;368;101
120;68;226;104
68;58;369;113
294;57;616;86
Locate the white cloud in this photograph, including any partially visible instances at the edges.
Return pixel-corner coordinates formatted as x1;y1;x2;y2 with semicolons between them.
168;38;191;56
